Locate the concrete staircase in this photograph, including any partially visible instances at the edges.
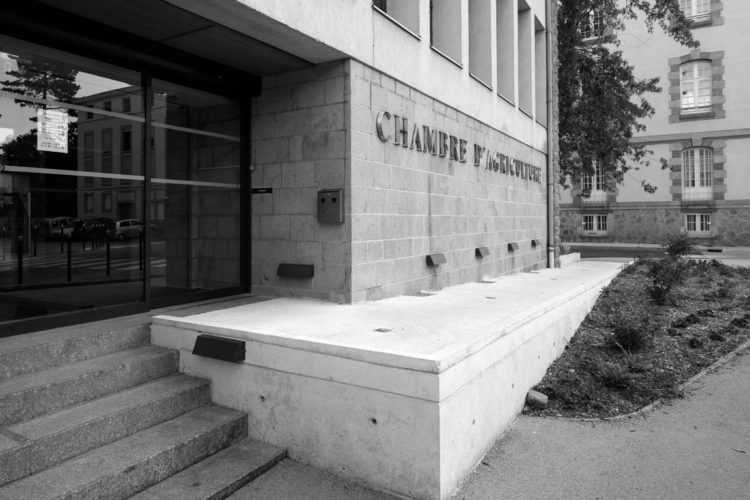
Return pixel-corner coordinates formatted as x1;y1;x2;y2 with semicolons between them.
0;318;286;499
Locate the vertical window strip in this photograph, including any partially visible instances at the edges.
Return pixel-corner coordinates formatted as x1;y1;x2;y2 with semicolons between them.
699;148;712;187
583;215;593;232
686;214;696;232
683;149;695;187
680;61;711;112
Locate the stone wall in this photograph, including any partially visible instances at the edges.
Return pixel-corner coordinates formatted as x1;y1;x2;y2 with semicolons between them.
251;62;351;302
251;59;550;303
561;202;750;246
349;60;547;301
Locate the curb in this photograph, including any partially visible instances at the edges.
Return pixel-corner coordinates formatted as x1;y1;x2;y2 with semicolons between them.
544;337;750;423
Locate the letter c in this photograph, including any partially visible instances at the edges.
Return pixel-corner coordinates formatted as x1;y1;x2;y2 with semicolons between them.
376;111;392;142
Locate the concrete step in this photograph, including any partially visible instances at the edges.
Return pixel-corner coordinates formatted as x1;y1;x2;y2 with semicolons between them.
132;437;286;500
0;345;178;426
0;405;247;500
0;374;211;486
0;318;150;381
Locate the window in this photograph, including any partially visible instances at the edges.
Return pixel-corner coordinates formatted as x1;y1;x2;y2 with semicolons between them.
83;131;94;187
581;161;607;202
517;1;533;113
582;214;608;235
682;147;713;200
496;0;515;102
103;100;112;112
680;60;712;114
430;0;462;65
373;0;420;36
121;97;131;113
685;213;711;234
102;128;113;186
581;9;606;39
102;193;112;212
469;0;492;88
680;0;711;22
84;193;94;212
121;126;132;153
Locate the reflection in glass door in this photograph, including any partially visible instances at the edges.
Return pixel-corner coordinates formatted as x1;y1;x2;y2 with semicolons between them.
149;80;241;302
0;39;146;324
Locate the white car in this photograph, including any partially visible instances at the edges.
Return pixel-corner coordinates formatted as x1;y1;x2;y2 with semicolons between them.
108;219;143;240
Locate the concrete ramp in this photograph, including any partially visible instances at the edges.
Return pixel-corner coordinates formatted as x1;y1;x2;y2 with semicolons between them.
152;260;625;500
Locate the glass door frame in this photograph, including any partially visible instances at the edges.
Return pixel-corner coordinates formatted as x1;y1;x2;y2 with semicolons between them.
0;7;258;335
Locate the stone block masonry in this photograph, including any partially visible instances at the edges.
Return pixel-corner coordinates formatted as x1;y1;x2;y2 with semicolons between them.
251;59;548;303
349;60;547;301
251;62;352;303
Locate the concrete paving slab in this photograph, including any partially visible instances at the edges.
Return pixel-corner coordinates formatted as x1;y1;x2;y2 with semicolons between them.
154;261;624;373
453;347;750;500
228;459;401;500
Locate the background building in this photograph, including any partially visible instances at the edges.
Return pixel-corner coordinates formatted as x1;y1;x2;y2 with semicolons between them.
560;0;750;246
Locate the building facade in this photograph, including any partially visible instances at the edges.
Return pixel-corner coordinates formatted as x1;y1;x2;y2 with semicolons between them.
0;0;557;334
560;0;750;246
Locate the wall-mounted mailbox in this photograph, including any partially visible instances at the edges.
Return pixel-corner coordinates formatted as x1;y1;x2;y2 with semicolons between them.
192;334;245;362
475;247;490;258
277;263;315;279
426;253;447;266
507;242;519;252
318;189;344;224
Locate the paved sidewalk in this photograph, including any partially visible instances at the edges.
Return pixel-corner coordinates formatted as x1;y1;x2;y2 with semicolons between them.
453;346;750;500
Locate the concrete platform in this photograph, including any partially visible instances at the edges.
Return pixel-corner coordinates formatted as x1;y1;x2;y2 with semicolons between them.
151;260;625;500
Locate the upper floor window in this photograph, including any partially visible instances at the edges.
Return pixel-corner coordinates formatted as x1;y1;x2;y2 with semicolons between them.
581;9;606;40
680;60;711;114
373;0;420;36
680;0;711;23
582;161;607;202
682;147;713;200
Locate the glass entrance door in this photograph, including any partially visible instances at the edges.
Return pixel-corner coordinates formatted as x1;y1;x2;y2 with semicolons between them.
0;39;145;323
0;36;246;332
148;81;242;303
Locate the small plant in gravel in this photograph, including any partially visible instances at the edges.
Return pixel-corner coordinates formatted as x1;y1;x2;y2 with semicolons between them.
662;233;694;258
647;258;687;305
730;314;750;328
672;313;700;329
610;316;650;352
592;360;633;389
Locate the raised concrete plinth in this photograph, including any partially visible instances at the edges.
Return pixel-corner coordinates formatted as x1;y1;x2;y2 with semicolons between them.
151;261;624;500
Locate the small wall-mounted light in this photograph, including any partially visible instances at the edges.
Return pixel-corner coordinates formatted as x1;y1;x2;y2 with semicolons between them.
475;247;490;258
426;253;447;266
531;239;541;248
507;242;519;252
192;334;245;362
277;263;315;279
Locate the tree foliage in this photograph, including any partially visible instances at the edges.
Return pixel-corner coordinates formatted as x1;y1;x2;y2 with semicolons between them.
558;0;698;194
1;55;80;109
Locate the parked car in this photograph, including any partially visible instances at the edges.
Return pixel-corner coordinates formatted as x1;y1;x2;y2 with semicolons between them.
107;219;144;241
72;217;113;241
40;217;74;240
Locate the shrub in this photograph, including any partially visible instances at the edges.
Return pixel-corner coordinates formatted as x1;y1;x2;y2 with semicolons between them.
609;313;651;352
647;258;687;305
593;360;633;389
662;233;694;258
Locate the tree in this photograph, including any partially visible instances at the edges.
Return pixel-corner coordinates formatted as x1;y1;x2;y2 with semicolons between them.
557;0;698;195
2;55;80;112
